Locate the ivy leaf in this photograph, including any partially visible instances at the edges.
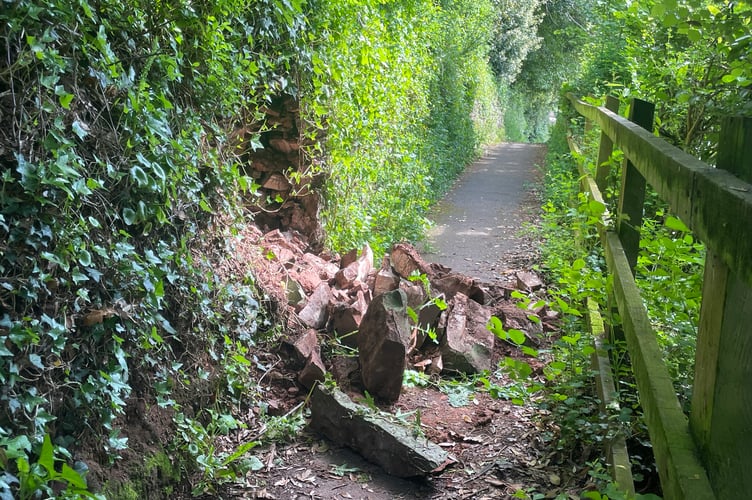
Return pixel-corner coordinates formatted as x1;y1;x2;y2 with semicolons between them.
41;252;70;272
72;268;88;284
1;436;31;459
0;343;13;357
247;456;264;472
78;249;92;267
86;267;103;283
130;166;149;187
122;207;137;225
443;384;474;407
55;87;74;109
28;354;44;370
71;120;89;139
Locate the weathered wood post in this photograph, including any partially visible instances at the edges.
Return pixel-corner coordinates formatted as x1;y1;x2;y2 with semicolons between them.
616;98;654;273
595;95;620;193
691;116;752;498
593;96;625;346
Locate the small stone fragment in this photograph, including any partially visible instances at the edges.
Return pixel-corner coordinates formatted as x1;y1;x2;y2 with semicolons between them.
292;330;327;389
298;282;331;329
374;266;400;296
516;270;543;292
262;172;292;191
390;243;432;279
430;273;485;304
299;350;326;389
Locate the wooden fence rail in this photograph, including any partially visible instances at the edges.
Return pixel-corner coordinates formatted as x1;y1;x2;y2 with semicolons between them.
565;93;752;499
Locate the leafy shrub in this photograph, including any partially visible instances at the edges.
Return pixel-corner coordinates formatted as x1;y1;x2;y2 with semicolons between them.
0;0;305;491
308;0;506;255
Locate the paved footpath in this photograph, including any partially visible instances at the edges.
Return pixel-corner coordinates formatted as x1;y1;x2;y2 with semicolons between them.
423;142;545;280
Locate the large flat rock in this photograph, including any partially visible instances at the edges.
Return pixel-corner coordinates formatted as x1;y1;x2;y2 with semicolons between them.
309;385;448;477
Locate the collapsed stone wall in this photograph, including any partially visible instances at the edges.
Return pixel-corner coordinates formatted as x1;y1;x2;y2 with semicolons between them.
245;94;325;250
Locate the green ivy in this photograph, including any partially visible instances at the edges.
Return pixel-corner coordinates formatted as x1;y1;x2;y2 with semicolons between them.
0;0;305;493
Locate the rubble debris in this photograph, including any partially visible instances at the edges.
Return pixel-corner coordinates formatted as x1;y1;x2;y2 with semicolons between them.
440;293;494;373
430;273;486;304
374;258;400;296
297;282;331;329
516;270;543;292
246;95;324;247
390;243;433;278
291;329;326;389
330;356;360;390
309;385;449;477
263;236;549;388
399;278;427;310
497;302;543;338
298;353;326;389
358;289;411;402
408;299;444;353
329;300;363;348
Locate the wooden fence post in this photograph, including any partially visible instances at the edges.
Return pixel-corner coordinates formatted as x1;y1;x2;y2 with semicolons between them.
691;116;752;498
616;98;654;273
592;96;625;347
595;95;620;193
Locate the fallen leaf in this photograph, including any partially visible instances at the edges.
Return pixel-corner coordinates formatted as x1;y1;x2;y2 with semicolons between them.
413;359;432;368
431;457;457;473
311;441;329;453
265;443;277;470
251;488;276;499
296;469;316;483
80;308;118;326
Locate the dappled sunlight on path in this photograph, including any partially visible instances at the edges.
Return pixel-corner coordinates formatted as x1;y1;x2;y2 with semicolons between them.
424;142;545;280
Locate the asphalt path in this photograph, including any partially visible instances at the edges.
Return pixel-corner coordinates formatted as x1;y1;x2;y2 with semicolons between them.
423;142;544;280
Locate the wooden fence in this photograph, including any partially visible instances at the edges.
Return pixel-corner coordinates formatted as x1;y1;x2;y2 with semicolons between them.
564;93;752;499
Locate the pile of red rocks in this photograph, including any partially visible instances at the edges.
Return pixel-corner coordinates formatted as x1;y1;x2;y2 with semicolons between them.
258;230;555;404
253;229;559;477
